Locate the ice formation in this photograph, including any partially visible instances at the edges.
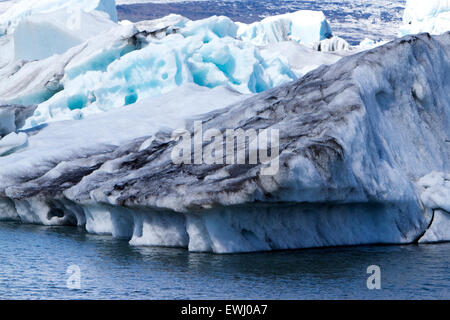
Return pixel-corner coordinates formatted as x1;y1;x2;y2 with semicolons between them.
0;132;27;156
400;0;450;36
0;30;449;252
0;104;35;137
0;4;345;127
21;16;299;127
0;0;449;253
0;0;117;35
416;172;450;243
237;11;333;47
312;36;350;52
13;9;118;61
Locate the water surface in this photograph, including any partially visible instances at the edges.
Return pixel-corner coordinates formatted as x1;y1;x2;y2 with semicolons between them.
0;222;448;300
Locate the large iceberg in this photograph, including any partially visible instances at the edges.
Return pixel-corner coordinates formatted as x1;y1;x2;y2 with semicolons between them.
0;32;449;253
400;0;450;36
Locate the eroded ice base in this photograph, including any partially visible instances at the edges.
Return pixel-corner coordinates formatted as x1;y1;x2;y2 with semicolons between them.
0;198;427;253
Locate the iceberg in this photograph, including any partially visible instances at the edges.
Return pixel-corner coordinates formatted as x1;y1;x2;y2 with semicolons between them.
0;32;448;253
416;172;450;243
400;0;450;36
0;1;448;253
259;40;343;76
13;8;118;61
0;0;117;35
7;15;322;127
0;4;348;128
418;172;450;213
237;11;333;47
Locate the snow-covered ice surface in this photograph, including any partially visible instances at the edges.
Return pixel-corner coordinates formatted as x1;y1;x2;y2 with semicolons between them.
0;0;449;253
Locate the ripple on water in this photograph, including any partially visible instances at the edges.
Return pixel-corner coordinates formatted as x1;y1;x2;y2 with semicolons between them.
0;222;448;299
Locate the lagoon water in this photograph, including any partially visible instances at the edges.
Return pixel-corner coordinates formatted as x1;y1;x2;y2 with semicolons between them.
117;0;407;44
0;222;448;300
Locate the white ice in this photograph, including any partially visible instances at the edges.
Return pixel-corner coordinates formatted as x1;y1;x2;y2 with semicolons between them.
0;0;449;253
13;8;118;61
237;10;333;47
400;0;450;36
0;131;27;156
417;172;450;213
0;0;117;35
0;2;350;128
7;13;340;128
0;84;248;193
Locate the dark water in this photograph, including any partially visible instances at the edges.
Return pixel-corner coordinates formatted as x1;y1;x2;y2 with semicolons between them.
0;221;448;300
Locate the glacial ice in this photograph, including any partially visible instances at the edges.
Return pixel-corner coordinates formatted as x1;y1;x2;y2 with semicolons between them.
416;172;450;243
237;10;333;47
259;41;343;77
354;38;389;51
0;104;36;137
13;8;118;61
400;0;450;36
0;84;248;197
312;36;350;52
0;22;141;105
0;0;449;253
13;14;337;127
0;1;16;15
0;0;117;35
419;210;450;244
417;172;450;213
0;132;27;156
0;1;347;127
0;30;448;253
